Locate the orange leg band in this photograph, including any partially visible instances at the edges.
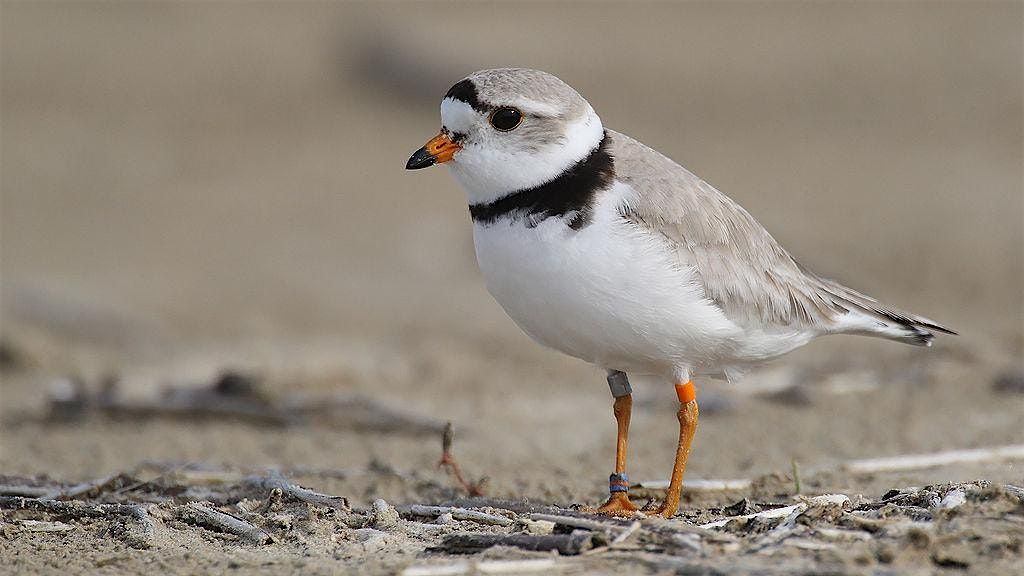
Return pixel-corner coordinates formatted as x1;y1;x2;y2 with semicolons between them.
647;381;699;518
675;380;696;403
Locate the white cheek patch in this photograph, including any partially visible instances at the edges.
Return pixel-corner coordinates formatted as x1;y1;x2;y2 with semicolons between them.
560;108;604;165
448;107;606;205
440;97;478;134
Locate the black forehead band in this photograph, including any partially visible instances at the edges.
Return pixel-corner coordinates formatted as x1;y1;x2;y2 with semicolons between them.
444;79;489;113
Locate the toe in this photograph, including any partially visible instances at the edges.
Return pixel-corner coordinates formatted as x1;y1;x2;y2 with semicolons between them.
592;493;638;516
640;502;678;518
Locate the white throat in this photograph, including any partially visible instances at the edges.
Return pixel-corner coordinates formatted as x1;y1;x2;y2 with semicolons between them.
445;105;605;206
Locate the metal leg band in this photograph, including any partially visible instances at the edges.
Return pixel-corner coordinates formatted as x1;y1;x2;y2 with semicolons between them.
607;370;632;398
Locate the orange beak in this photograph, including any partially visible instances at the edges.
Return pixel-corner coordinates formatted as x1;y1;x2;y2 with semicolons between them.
406;131;462;169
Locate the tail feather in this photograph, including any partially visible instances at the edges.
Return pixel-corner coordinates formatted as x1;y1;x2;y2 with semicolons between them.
814;277;957;346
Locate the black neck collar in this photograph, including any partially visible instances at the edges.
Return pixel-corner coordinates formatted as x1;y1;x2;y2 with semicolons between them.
468;131;614;230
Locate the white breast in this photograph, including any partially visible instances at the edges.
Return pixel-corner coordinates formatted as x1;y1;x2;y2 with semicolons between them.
471;182;742;380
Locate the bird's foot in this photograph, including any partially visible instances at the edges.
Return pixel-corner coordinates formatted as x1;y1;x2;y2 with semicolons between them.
641;500;679;519
589;492;639;517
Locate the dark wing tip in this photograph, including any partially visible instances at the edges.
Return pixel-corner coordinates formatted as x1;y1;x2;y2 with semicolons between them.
913;319;957;336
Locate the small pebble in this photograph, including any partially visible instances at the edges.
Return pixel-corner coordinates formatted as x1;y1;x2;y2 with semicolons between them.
520;519;555;535
939;489;966;510
369;499;400;530
268;513;294;530
351;528;388;553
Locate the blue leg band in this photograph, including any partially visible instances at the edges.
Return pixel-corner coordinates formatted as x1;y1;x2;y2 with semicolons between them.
609;472;629;493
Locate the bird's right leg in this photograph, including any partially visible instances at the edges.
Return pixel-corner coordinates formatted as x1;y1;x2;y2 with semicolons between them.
594;370;638;516
644;380;699;518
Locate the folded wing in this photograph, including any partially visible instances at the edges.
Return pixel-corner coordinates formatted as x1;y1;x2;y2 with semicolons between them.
606;129;955;344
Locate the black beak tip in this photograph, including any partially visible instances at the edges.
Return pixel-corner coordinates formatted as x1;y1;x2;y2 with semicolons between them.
406;147;436;170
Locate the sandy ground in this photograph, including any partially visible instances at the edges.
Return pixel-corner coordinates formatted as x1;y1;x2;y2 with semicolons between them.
1;2;1022;574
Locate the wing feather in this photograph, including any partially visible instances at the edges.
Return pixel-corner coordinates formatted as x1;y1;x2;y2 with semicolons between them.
606;129;954;340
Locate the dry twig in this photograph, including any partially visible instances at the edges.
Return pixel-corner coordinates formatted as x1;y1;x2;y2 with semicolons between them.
700;494;849;529
0;497;156;548
179;502;271;545
244;475;350;511
526;513;629;532
40;473;130;501
434;530;595;555
582;520;643;556
0;484;53;498
438;423;486;496
405;504;513;526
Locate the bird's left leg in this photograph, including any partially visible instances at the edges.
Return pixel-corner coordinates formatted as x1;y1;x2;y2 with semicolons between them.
593;370;638;516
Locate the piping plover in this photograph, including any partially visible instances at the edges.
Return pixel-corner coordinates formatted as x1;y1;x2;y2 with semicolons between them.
406;68;954;517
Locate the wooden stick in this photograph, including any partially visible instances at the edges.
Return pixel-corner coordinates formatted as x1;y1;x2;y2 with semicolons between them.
40;473;125;501
244;475;349;510
700;503;806;530
582;520;642;556
0;485;54;497
180;502;271;545
0;497;156;548
441;497;569;516
434;531;594;555
0;496;135;519
526;513;629;532
610;520;642;544
405;504;513;526
699;494;849;529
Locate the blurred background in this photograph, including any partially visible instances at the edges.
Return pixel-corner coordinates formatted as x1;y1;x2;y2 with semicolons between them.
1;2;1021;502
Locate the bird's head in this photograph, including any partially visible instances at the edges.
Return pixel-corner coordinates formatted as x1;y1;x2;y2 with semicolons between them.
406;68;604;204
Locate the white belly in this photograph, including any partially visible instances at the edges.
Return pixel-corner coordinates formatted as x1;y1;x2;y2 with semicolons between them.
472;191;741;379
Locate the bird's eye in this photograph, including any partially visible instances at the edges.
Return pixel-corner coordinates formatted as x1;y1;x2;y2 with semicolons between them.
489;107;523;131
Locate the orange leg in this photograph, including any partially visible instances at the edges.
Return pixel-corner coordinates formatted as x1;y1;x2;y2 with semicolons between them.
594;393;638;516
647;381;699;518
